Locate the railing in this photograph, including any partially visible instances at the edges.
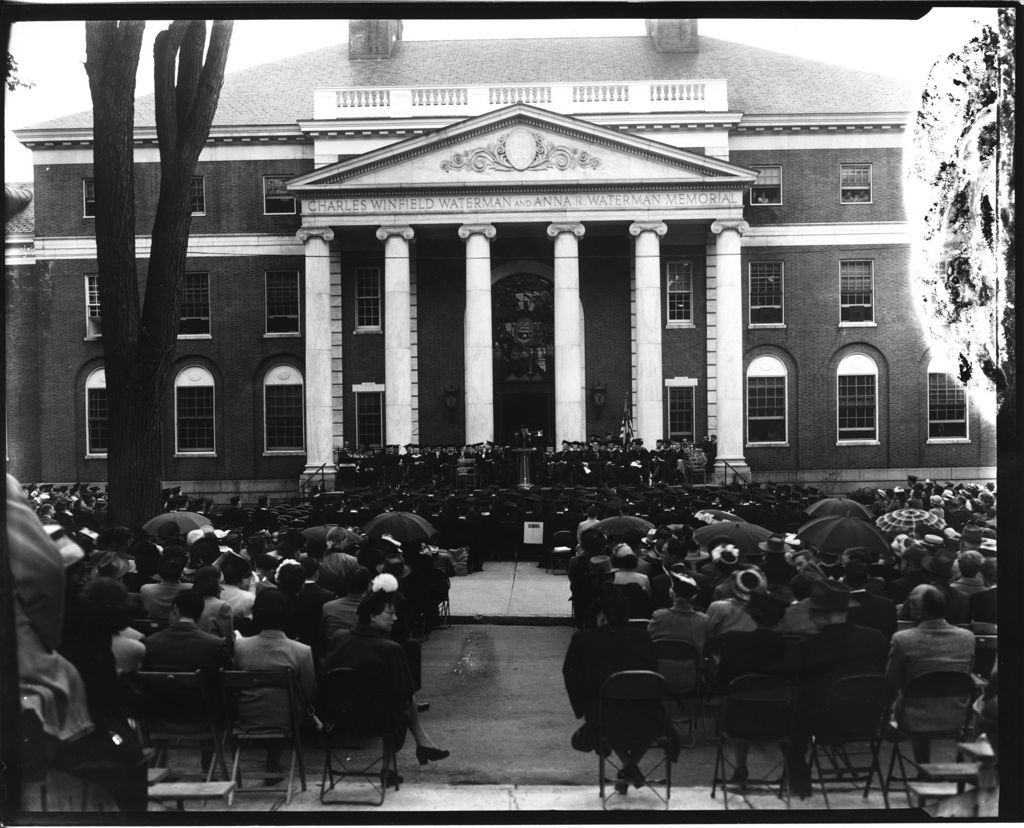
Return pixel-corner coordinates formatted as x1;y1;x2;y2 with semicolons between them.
720;460;750;486
301;461;328;495
314;78;727;120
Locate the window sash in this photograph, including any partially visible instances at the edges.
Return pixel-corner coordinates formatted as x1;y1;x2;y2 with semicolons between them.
83;179;96;217
928;373;967;438
749;262;783;324
176;386;215;452
356;267;382;328
666;387;694;442
750;166;782;204
86;275;103;337
840;164;871;202
840;261;873;321
837;374;877;440
180;273;210;335
265;384;304;451
189;177;206;214
86;388;109;454
666;261;693;322
264;176;297;215
266;271;300;333
355;391;384;450
747;376;786;443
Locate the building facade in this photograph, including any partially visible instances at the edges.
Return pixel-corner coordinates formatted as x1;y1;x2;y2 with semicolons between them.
6;18;996;496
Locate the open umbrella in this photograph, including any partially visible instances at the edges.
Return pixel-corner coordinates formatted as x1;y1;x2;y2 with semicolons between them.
693;508;746;524
875;509;946;539
594;515;656;537
803;497;873;520
361;511;438;545
796;515;889;559
142;510;212;537
301;524;363;550
692;521;772;559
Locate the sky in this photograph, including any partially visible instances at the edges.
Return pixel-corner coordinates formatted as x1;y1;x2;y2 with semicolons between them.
3;8;1000;183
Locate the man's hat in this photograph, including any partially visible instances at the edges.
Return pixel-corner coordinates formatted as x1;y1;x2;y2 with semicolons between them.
589;555;613;576
808;579;851;613
922;549;956;580
377;551;411;579
758;535;795;555
959;525;984;551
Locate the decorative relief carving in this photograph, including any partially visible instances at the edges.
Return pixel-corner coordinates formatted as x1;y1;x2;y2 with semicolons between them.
710;219;750;236
458;224;498;241
375;226;415;243
546;223;586;240
296;227;335;244
628;221;668;238
441;126;602;174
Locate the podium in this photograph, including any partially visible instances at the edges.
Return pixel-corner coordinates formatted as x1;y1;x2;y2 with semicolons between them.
510;448;534;489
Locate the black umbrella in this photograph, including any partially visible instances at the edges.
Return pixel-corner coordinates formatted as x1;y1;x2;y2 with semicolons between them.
803;497;873;520
594;515;655;537
361;511;438;544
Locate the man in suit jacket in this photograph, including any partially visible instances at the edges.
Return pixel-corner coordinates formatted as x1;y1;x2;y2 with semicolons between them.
844;560;898;640
886;584;976;763
969;558;997;624
144;590;233;672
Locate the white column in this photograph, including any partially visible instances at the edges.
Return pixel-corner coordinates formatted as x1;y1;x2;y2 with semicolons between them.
710;219;750;480
459;224;497;444
376;226;415;449
547;222;587;447
296;227;338;483
629;221;668;449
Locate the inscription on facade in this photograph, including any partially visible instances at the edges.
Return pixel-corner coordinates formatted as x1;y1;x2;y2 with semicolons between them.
305;189;739;214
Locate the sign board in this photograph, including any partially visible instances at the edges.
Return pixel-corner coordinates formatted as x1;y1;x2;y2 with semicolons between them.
523;521;544;545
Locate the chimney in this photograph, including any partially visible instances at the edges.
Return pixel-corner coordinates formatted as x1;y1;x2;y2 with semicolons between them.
348;20;403;59
646;19;699;53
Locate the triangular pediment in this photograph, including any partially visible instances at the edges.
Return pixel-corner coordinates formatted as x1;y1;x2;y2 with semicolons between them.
289;104;756;193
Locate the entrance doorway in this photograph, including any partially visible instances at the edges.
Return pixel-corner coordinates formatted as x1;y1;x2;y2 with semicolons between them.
496;389;553;447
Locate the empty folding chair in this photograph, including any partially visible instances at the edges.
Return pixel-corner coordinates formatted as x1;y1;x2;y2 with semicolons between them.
651;639;705;747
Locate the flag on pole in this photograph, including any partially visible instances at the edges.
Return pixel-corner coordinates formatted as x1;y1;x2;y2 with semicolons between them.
619;394;634;447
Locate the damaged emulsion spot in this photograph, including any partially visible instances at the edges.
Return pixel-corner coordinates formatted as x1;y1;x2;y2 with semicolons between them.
452;628;496;680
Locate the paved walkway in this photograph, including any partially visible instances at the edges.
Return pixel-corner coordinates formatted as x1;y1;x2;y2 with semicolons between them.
447;559;573;622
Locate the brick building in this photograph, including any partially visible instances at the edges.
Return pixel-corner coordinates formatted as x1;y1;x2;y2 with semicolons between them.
6;18;996;497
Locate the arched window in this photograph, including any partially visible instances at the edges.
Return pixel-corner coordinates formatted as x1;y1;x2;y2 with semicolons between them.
85;368;108;456
927;356;969;440
264;365;305;452
746;355;787;444
174;366;216;454
836;353;878;442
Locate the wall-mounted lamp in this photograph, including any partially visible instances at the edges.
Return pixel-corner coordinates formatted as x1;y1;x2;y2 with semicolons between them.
591;383;607;416
443;385;460;418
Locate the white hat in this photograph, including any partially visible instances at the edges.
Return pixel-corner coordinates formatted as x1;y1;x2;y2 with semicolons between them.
186;528;206;546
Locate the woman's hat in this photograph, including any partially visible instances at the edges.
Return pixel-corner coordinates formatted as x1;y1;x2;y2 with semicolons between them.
711;543;740;567
588;555;613;576
378;551;412;579
733;568;767;600
612;543;636;562
667;570;699;598
808;579;851;613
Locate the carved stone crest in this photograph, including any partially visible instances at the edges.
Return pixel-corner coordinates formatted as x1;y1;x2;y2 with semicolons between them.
442;127;602;173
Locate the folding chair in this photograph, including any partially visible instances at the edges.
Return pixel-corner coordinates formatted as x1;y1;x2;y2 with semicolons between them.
806;673;896;809
135;670;229;783
710;674;797;809
319;667;401;806
883;670;976;807
129;618;169;636
651;639;705;747
547;530;575;574
596;670;676;809
219;669;307;805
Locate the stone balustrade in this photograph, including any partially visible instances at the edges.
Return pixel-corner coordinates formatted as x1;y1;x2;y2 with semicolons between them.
315;79;728;120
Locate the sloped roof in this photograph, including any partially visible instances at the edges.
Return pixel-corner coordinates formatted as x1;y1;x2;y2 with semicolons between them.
5;184;34;235
28;33;915;132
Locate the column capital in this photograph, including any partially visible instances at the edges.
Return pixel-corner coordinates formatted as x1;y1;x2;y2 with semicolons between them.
628;221;668;238
710;219;750;236
376;225;415;243
458;224;497;241
546;222;586;240
296;226;335;244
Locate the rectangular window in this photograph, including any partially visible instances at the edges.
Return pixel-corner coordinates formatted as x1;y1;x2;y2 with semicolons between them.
666;260;693;324
176;386;215;453
85;274;103;338
840;260;874;323
264;175;296;215
266;270;300;334
265;385;304;451
837;375;877;441
749;262;784;325
750;165;782;205
840;163;872;203
356;267;382;329
747;376;787;443
929;373;968;439
189;176;206;215
355;391;384;450
86;388;109;455
666;386;695;442
83;179;96;218
179;272;211;336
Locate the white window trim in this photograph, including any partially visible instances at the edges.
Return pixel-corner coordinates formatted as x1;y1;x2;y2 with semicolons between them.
354;387;385;450
840;163;873;205
355;266;383;332
174;367;216;455
748;261;785;328
178;272;211;339
746;356;788;446
836;353;878;444
82;179;95;219
263;175;297;216
190;176;206;216
927;365;971;444
264;270;302;337
85;274;102;340
749;165;783;206
664;376;698;388
264;365;305;454
665;384;696;442
839;260;874;325
665;259;694;327
85;368;108;457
